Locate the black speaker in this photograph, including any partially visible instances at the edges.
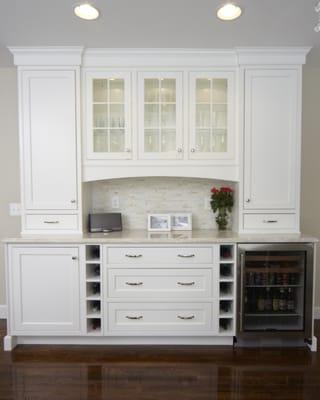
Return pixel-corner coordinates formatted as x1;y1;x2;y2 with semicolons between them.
88;213;122;233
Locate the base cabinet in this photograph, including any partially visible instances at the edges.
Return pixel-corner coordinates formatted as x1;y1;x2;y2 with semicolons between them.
5;243;236;349
8;247;81;335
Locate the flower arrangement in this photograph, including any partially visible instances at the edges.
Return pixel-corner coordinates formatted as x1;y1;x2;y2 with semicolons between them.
210;186;234;230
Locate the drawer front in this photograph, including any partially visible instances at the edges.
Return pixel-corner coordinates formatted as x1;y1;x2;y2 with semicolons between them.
108;268;213;299
243;214;296;230
108;302;213;333
25;214;78;230
107;247;213;265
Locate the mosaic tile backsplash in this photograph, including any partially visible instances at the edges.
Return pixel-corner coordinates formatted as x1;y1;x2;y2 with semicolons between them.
89;177;236;230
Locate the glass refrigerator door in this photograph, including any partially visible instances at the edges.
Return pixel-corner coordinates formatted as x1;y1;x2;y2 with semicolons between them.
242;250;306;332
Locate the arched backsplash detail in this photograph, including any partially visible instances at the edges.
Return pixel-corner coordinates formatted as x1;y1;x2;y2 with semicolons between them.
84;177;237;230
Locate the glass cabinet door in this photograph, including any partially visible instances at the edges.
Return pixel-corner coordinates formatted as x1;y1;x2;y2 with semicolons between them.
189;72;235;160
241;249;307;332
85;72;131;159
138;72;183;160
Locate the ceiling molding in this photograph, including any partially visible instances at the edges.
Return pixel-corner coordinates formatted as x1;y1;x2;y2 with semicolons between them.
7;46;312;67
8;46;84;66
235;47;312;66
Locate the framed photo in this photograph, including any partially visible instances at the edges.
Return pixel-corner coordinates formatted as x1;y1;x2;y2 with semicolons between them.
171;213;192;231
148;214;171;232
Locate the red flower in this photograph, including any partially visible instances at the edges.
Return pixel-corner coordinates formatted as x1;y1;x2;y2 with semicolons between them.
211;187;219;194
220;187;233;193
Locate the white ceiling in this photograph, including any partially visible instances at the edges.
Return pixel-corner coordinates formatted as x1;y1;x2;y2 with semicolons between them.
1;0;320;67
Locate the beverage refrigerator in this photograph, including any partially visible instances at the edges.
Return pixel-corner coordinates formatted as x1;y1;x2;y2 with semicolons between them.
237;243;314;342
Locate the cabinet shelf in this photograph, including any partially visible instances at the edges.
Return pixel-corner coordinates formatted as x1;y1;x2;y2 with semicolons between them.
86;295;101;301
245;284;302;288
86;259;101;264
245;313;301;317
246;255;302;262
245;267;302;273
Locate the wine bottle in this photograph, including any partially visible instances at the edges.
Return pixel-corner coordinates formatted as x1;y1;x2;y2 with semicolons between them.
265;288;272;312
279;288;286;312
273;289;280;312
257;290;265;312
287;288;295;312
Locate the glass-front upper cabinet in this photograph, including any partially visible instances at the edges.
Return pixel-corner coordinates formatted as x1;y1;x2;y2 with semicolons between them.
85;71;131;159
189;72;235;160
138;72;183;160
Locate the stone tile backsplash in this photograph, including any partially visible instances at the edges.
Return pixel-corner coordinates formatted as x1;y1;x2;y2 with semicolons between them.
90;177;236;230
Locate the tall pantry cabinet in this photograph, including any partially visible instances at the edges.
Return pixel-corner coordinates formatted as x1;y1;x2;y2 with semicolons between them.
9;47;83;234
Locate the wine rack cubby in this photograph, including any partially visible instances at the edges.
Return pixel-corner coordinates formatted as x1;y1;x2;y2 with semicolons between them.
218;244;236;335
85;245;102;335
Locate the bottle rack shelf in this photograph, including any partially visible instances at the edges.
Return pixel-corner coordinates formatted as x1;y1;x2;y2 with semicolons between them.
218;244;235;335
85;245;102;335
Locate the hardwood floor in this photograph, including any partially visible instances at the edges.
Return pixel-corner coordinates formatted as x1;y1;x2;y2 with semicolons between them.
0;321;320;400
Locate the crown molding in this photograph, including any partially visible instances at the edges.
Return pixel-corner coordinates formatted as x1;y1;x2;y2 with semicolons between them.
7;46;312;68
235;47;312;66
8;46;84;66
82;48;238;67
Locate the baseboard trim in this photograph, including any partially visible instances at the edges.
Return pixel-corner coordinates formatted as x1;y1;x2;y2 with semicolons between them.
0;305;7;319
314;307;320;320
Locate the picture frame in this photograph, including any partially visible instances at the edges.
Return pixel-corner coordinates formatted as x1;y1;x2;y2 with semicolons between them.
171;213;192;231
147;214;171;232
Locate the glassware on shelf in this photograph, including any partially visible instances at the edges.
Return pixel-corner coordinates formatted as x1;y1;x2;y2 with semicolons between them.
143;77;177;153
92;78;126;153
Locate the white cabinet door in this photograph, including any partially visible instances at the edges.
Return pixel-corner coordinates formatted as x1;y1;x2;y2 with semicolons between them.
244;69;298;210
189;71;236;160
138;72;183;160
21;70;78;210
10;247;81;335
84;71;132;160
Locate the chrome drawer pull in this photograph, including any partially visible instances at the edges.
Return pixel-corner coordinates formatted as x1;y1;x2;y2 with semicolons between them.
126;315;143;320
177;315;195;320
263;220;278;223
177;254;195;258
177;281;195;286
125;254;143;258
125;282;143;286
44;221;59;224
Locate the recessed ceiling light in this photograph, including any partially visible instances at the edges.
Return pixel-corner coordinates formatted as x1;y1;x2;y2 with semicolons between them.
74;3;99;20
217;3;242;21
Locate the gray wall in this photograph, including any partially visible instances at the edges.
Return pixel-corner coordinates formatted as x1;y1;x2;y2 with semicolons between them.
0;63;319;309
0;68;20;307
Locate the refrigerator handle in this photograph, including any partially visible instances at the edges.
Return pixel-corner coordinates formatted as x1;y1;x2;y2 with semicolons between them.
239;252;245;332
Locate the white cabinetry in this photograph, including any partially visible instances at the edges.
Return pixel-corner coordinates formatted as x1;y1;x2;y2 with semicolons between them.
189;71;235;160
9;47;83;234
84;71;132;160
8;246;81;335
138;72;183;160
243;69;299;211
238;56;307;233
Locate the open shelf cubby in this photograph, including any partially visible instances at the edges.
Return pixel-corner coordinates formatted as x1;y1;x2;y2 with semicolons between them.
218;244;236;335
85;245;102;335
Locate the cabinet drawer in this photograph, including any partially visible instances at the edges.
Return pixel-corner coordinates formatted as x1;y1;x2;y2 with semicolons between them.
107;302;213;334
25;214;78;230
107;247;213;265
108;268;213;299
243;214;296;230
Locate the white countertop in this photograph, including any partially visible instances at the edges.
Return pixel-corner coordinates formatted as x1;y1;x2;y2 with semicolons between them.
3;230;318;244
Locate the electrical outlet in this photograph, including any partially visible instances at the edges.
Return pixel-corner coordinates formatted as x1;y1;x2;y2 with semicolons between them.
9;203;21;216
204;197;211;210
111;195;120;209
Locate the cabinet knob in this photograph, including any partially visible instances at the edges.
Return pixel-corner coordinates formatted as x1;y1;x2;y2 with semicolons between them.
177;147;183;153
71;200;76;204
190;148;196;153
72;256;77;260
245;199;251;203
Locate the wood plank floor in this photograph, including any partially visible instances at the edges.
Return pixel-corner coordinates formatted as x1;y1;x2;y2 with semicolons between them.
0;320;320;400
